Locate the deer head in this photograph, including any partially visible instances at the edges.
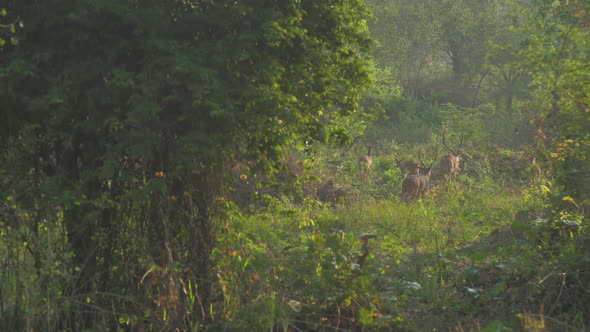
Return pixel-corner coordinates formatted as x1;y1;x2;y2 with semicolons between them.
395;157;420;178
358;145;373;180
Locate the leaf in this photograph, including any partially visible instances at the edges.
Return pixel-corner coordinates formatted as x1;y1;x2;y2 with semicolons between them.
562;195;578;207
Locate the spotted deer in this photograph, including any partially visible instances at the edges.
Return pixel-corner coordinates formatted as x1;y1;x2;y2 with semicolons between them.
358;145;373;180
401;150;438;203
441;132;464;183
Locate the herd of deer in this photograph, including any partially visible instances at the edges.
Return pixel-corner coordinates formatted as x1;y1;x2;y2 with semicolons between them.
358;133;464;203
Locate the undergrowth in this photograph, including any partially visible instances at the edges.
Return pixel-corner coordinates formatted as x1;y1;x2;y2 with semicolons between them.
210;175;589;331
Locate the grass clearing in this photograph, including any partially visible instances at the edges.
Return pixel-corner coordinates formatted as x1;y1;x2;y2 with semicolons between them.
211;177;563;330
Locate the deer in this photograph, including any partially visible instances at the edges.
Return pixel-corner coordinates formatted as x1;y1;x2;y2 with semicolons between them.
400;149;438;203
530;157;542;184
395;158;421;178
358;145;373;180
440;132;464;183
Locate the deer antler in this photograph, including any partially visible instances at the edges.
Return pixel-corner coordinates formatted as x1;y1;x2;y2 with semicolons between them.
457;132;464;152
442;131;464;154
417;148;426;168
429;149;439;168
442;131;453;153
417;148;438;168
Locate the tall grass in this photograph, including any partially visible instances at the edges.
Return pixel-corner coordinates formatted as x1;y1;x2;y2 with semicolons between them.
211;174;543;330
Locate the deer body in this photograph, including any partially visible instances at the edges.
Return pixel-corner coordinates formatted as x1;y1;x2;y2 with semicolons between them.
400;149;438;203
530;157;542;184
358;146;373;180
441;153;461;183
441;132;464;183
401;169;433;203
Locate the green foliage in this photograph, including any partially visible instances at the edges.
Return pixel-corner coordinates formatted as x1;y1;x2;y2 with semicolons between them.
371;157;403;199
211;200;386;331
367;0;445;99
513;0;590;204
369;0;518;105
1;0;588;330
0;1;375;330
0;7;22;50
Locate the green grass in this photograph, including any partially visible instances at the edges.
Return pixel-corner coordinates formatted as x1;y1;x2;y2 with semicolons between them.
3;156;586;331
212;177;553;331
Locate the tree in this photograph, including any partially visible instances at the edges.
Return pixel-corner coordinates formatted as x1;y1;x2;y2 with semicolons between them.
369;0;518;106
516;0;590;206
0;0;374;330
435;0;513;106
368;0;443;100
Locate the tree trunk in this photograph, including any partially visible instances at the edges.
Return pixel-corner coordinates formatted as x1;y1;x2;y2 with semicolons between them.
471;70;489;108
